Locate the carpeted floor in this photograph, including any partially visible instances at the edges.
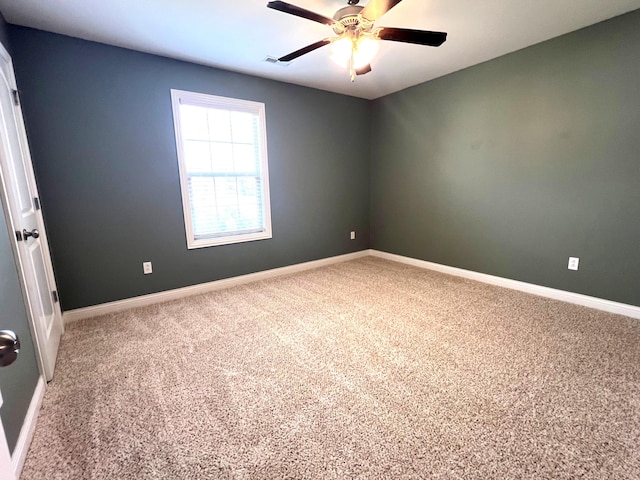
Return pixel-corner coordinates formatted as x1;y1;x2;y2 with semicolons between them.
22;257;640;479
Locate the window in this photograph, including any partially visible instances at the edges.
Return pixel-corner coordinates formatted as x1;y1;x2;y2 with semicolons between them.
171;90;272;249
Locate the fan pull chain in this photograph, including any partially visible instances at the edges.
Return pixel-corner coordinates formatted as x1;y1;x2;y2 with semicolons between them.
349;49;356;82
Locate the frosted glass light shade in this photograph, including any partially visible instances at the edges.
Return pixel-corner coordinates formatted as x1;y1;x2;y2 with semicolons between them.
330;37;353;67
330;35;379;69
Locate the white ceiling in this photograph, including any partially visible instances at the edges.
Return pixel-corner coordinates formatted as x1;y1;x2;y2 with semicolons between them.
1;0;639;99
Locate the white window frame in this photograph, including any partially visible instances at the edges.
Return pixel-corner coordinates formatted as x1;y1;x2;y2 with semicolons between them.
171;89;272;249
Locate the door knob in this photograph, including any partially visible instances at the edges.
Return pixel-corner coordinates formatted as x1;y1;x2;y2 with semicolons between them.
23;228;39;240
0;330;20;367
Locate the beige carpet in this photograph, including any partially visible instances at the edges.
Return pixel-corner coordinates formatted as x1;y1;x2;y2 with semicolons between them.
22;257;640;479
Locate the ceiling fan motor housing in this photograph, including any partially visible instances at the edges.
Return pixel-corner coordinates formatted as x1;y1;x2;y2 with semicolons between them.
333;5;363;20
332;5;373;35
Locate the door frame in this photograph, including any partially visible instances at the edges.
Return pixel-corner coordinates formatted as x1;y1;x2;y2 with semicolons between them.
0;391;15;480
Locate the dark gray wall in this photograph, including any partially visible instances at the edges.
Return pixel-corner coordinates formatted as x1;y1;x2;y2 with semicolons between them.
10;27;371;311
371;10;640;307
0;13;41;455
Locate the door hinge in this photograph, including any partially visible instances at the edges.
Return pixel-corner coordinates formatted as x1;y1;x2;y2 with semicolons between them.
34;197;41;210
12;89;19;106
15;230;23;242
52;291;59;303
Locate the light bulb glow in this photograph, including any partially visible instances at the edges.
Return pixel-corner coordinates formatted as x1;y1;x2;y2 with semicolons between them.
330;37;354;68
330;35;380;69
353;36;379;69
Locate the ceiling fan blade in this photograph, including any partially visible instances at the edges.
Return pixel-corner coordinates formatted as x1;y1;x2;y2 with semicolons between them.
267;1;336;26
378;27;447;46
356;64;372;75
278;39;332;62
360;0;404;21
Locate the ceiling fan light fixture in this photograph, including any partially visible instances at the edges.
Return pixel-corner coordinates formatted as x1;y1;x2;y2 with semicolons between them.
267;0;447;82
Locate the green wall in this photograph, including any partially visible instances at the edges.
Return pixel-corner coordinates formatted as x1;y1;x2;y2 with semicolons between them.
371;10;640;307
0;12;41;455
10;27;371;311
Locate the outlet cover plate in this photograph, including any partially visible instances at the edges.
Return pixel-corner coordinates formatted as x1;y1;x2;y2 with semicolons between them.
568;257;579;271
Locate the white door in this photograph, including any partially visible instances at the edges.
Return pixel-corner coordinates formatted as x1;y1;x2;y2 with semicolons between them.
0;44;63;382
0;389;15;480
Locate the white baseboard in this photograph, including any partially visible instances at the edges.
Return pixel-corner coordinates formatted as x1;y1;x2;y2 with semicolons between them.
12;375;45;479
63;250;370;323
63;248;640;324
370;250;640;320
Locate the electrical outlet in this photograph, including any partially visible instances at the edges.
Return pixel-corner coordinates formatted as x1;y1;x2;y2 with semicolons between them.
350;231;356;240
143;261;153;274
568;257;579;271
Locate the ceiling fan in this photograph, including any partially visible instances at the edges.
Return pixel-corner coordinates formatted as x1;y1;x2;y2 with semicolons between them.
267;0;447;81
